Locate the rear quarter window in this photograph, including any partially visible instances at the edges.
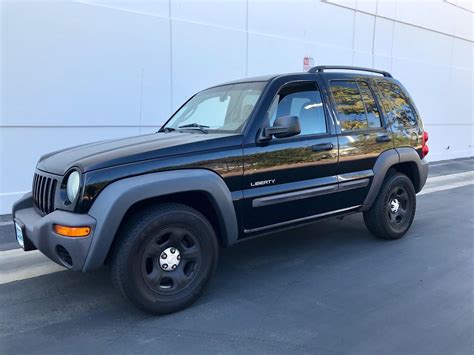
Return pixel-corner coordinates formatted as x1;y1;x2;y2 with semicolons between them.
375;80;418;129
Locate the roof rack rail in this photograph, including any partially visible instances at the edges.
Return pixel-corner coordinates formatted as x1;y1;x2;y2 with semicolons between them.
308;65;392;78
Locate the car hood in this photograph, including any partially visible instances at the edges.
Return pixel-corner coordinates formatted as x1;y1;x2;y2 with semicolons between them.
37;132;243;175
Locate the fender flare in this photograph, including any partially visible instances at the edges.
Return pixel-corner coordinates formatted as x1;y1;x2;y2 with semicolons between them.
361;147;428;211
397;147;429;193
83;169;238;271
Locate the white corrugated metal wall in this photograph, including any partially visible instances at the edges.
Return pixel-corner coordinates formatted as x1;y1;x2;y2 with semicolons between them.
1;0;473;213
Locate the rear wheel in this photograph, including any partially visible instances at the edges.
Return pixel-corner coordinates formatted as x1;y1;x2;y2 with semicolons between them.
363;172;416;240
111;203;218;314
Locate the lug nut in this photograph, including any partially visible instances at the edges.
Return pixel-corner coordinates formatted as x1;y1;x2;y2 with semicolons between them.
161;253;167;259
172;265;177;270
177;255;181;260
170;248;176;254
162;263;168;269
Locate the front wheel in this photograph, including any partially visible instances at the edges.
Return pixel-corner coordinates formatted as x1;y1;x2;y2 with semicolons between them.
111;203;219;314
363;172;416;240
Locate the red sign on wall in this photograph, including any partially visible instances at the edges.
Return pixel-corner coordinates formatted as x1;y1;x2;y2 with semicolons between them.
303;57;314;72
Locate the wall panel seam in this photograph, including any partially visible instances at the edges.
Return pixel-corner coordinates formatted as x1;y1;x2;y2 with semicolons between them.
324;1;473;42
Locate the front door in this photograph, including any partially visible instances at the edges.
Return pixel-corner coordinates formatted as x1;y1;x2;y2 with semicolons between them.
241;81;339;233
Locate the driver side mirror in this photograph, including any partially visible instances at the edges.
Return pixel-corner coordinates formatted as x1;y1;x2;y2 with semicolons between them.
263;115;301;140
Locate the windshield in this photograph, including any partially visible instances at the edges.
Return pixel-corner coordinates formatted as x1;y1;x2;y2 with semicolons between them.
163;82;266;133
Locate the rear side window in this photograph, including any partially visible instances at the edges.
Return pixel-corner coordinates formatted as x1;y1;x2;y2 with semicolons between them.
358;82;382;128
330;81;382;131
376;81;418;128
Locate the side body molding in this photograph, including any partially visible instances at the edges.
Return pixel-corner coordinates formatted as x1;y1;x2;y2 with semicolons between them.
361;148;429;211
83;169;238;271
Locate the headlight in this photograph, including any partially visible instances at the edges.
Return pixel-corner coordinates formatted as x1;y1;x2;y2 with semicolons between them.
66;170;81;202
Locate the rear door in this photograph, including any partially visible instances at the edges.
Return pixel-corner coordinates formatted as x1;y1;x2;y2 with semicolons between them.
241;80;339;233
327;78;394;209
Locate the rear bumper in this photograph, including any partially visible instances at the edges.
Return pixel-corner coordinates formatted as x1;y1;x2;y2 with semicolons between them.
418;158;429;192
12;193;97;271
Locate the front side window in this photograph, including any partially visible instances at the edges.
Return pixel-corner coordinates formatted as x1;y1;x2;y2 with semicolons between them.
164;82;266;133
268;83;327;136
376;80;418;128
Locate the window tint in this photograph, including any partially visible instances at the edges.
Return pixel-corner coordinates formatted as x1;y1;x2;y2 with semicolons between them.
330;81;368;131
376;81;417;128
358;82;382;128
268;84;327;136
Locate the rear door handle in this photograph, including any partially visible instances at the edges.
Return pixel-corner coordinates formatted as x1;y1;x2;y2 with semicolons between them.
311;142;334;152
376;135;392;143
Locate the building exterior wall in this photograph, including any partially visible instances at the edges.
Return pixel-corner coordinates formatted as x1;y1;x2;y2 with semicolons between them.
1;0;473;213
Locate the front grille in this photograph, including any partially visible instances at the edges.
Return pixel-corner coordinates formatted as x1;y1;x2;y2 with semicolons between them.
32;172;58;215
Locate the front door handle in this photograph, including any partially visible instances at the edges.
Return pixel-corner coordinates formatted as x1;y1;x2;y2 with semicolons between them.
376;135;392;143
311;142;334;152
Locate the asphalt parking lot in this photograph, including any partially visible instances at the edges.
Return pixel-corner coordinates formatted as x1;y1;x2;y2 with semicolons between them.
0;158;473;354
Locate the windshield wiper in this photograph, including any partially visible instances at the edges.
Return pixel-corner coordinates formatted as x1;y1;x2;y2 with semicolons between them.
161;127;176;133
178;123;209;133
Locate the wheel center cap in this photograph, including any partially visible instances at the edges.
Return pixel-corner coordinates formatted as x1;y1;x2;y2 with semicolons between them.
159;247;181;271
390;199;400;213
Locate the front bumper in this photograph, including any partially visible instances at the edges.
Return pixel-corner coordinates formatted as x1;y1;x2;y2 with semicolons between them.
12;193;97;271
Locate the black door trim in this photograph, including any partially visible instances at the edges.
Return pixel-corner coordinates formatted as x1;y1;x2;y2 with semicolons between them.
244;205;361;233
253;184;338;208
337;169;373;182
244;175;338;199
338;178;370;192
249;169;373;207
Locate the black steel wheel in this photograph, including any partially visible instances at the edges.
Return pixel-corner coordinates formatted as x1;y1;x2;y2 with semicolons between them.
386;185;411;230
364;172;416;240
111;203;218;314
141;227;202;295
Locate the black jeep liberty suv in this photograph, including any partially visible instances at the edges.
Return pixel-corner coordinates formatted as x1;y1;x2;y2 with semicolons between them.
13;66;429;314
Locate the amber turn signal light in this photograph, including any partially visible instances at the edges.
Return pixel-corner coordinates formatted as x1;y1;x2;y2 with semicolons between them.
53;224;91;237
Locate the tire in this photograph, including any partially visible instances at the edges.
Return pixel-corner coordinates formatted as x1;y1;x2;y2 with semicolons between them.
110;203;219;314
363;172;416;240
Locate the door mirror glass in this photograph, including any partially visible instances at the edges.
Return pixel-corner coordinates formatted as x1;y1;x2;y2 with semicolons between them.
264;115;301;139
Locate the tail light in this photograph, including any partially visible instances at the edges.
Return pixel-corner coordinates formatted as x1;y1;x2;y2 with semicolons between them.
421;131;429;158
